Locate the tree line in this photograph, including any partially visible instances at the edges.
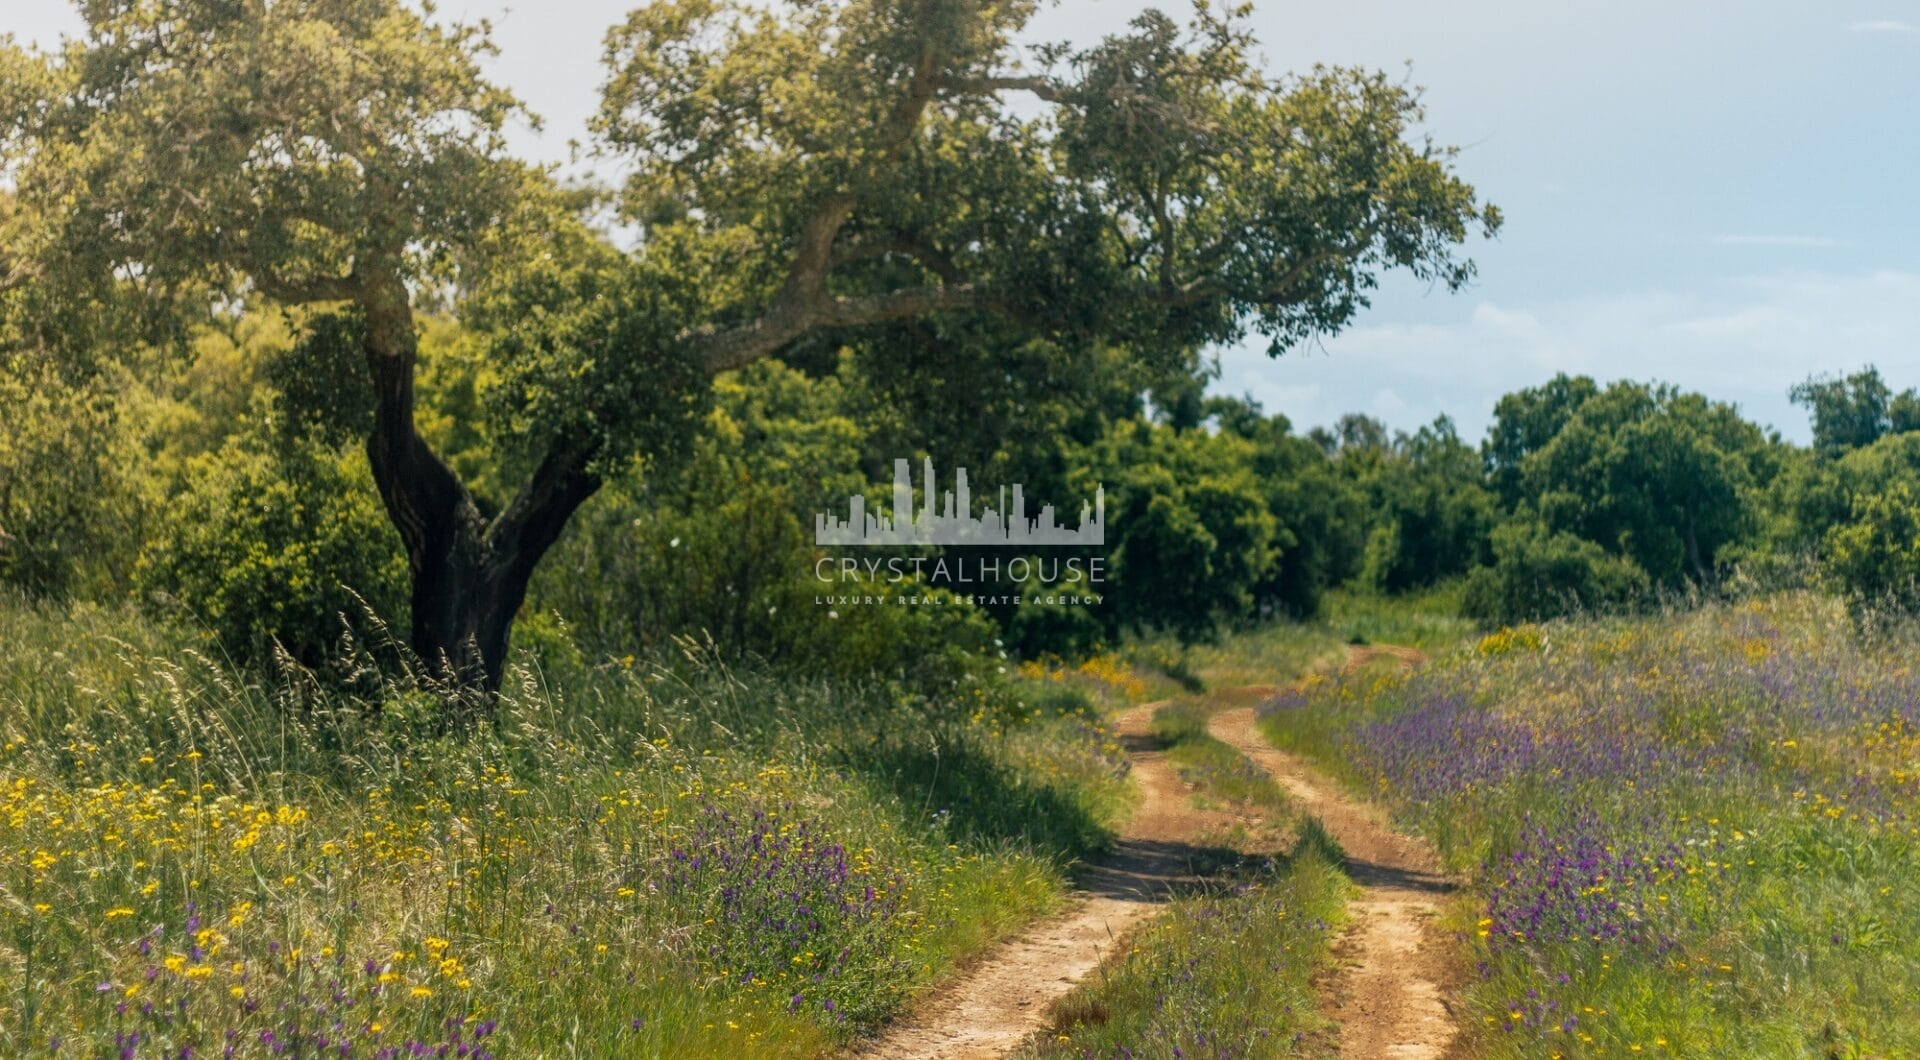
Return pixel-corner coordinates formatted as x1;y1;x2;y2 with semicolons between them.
5;259;1915;674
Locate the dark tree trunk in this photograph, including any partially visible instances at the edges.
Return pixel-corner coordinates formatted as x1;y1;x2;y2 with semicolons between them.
1683;514;1710;586
358;277;600;697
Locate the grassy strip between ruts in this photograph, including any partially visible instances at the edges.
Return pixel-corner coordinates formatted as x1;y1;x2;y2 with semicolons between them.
1151;700;1293;819
1016;679;1356;1060
1017;819;1351;1060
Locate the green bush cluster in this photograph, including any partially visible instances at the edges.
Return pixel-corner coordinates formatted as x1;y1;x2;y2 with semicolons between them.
1461;519;1651;625
134;427;409;667
23;279;1920;671
0;359;147;598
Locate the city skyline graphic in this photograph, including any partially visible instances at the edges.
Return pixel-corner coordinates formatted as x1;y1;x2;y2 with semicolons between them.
816;458;1105;547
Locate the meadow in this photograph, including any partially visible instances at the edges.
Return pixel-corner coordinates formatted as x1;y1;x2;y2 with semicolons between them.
5;0;1913;1054
1260;592;1920;1057
0;598;1141;1056
19;573;1920;1059
0;589;1391;1059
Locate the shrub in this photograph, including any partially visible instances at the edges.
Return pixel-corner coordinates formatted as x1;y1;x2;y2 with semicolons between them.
534;471;1001;686
135;430;408;666
808;577;1004;687
1823;479;1920;610
1461;519;1649;625
1520;383;1768;588
524;359;1009;684
0;360;149;598
1007;596;1107;660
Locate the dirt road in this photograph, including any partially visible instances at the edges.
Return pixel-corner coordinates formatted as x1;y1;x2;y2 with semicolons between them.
858;646;1462;1060
854;701;1236;1059
1209;706;1460;1060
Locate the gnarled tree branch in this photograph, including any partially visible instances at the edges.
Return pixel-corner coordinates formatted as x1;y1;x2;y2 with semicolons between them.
486;433;602;587
689;41;960;374
829;231;965;285
691;280;1018;373
935;74;1065;103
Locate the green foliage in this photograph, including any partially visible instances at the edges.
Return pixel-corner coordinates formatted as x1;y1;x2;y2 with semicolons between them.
134;425;407;667
843;327;1150;514
524;360;839;659
1790;365;1920;458
137;313;300;471
4;0;524;311
531;360;1003;684
1215;398;1368;619
0;357;148;598
265;309;376;446
816;582;1008;687
464;202;714;476
1761;430;1920;609
1465;374;1795;618
1045;13;1503;354
1349;416;1496;593
1823;480;1920;609
1484;373;1599;506
1007;597;1109;660
1089;422;1278;646
1523;381;1771;588
1461;518;1650;625
597;0;1499;359
9;0;1498;685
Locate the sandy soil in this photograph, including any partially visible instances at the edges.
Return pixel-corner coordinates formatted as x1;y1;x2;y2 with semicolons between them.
857;644;1463;1060
1341;644;1431;673
852;702;1238;1060
1209;704;1461;1060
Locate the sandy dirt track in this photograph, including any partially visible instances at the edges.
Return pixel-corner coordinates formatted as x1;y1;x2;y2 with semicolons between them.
1210;705;1460;1060
853;701;1236;1059
857;644;1461;1060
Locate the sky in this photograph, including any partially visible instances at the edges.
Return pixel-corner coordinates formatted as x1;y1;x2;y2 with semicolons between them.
9;1;1919;443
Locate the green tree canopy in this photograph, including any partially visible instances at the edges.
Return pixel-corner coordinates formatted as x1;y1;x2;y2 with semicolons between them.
1523;382;1770;587
1084;421;1277;646
6;0;1498;691
1351;416;1496;593
1792;367;1892;457
1212;398;1368;617
1484;373;1600;506
1790;366;1920;458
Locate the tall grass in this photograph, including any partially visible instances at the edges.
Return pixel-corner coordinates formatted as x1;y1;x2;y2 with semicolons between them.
1318;583;1475;652
1260;592;1920;1056
0;596;1130;1056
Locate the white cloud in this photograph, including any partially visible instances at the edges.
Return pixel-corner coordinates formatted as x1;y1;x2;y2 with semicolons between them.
1714;234;1847;248
1847;19;1919;34
1371;389;1410;419
1469;303;1551;341
1214;270;1920;445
